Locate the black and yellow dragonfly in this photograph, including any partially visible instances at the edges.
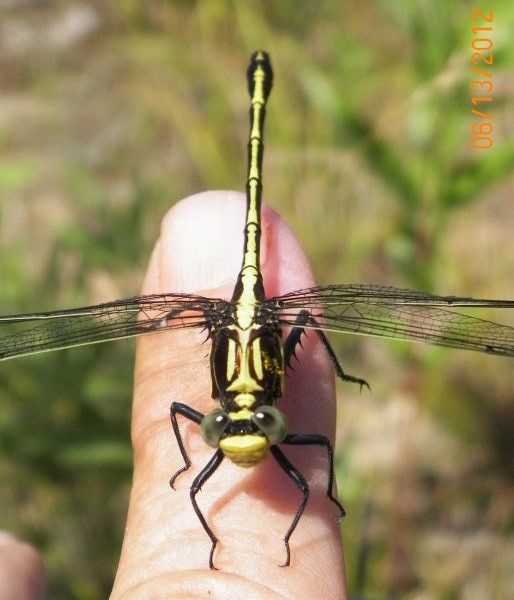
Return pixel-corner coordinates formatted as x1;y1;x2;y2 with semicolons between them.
1;51;513;568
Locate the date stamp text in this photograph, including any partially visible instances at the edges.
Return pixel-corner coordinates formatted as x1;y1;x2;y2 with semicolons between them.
470;9;494;149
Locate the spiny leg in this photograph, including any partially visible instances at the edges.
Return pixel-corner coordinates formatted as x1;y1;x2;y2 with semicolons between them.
269;445;309;567
282;433;346;518
284;309;369;390
170;403;225;569
169;402;204;488
190;449;225;569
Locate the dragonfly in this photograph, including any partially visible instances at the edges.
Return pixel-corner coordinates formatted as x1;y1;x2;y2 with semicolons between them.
1;51;513;569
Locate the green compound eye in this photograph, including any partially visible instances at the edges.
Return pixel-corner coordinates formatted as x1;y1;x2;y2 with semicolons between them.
251;405;287;445
201;409;230;448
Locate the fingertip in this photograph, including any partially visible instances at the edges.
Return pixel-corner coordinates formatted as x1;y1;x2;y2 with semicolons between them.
0;533;47;600
150;190;316;297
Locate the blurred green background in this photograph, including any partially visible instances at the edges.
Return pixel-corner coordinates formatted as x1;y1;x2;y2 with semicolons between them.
1;1;513;598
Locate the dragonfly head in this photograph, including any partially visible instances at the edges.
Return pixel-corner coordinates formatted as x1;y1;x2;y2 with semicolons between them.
201;405;287;467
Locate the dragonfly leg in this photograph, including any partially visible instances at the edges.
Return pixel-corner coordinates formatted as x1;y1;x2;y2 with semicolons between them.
269;445;309;567
190;449;225;569
282;433;346;519
284;309;369;390
169;402;204;489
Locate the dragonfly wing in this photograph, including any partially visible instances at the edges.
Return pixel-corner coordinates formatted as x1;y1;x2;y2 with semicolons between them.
0;293;222;361
270;284;514;357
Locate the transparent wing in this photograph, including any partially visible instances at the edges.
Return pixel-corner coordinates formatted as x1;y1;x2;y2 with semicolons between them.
269;284;514;356
2;285;513;361
0;294;222;361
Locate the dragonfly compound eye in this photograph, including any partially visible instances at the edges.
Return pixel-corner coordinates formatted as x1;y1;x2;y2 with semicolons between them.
201;409;230;448
251;405;287;445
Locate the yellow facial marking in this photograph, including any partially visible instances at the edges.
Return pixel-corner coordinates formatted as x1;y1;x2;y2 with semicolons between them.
220;434;269;467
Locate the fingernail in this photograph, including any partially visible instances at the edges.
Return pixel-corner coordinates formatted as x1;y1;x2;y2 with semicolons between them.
159;191;247;293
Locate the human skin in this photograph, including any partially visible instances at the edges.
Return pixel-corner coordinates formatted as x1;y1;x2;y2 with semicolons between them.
0;532;46;599
1;191;347;600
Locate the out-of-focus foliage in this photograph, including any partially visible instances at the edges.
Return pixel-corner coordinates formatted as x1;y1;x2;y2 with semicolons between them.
0;1;513;598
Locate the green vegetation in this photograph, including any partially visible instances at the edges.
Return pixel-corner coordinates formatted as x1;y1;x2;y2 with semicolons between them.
0;1;513;597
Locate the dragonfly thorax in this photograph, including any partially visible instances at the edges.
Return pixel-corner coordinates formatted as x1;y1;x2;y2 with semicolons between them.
210;323;285;408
